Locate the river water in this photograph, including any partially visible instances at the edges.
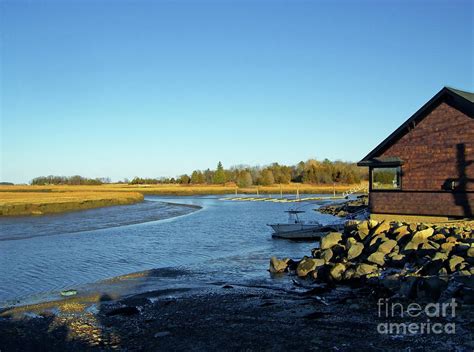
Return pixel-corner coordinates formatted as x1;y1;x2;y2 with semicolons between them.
0;195;344;307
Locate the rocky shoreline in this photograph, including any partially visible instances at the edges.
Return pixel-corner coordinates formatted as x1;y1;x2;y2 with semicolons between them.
317;195;368;217
270;220;473;301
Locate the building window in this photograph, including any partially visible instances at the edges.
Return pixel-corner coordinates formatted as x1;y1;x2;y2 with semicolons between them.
372;167;401;190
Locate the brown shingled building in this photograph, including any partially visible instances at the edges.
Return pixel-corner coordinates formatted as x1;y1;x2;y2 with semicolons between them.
358;87;474;222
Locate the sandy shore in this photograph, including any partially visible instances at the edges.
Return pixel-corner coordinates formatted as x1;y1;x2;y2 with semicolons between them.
1;282;473;351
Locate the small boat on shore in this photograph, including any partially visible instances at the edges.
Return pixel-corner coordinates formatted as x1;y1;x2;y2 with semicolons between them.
60;289;78;297
267;210;343;240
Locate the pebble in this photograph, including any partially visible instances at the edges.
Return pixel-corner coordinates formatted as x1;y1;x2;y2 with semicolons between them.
154;331;171;338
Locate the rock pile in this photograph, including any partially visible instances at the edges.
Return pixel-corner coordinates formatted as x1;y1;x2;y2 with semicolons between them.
317;195;368;217
270;220;474;301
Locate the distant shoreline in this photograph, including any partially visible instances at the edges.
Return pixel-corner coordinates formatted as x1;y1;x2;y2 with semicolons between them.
0;183;366;216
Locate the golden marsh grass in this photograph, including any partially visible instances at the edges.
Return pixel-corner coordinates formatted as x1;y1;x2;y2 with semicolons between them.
0;191;144;216
0;182;367;216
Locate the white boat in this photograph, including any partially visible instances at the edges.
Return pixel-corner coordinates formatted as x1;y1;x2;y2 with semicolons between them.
268;210;321;233
267;210;343;240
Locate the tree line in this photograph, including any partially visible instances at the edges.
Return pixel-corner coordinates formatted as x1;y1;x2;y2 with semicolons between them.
130;159;367;186
31;175;111;185
30;159;367;186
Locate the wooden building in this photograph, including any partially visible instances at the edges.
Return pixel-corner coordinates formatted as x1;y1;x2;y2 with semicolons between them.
358;87;474;222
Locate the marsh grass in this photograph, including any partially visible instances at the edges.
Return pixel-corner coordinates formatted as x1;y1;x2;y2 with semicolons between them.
0;191;144;216
0;182;366;216
0;182;366;195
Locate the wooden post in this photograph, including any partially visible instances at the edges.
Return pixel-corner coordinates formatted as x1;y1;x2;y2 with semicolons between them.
257;187;259;196
333;182;336;198
296;186;300;201
280;183;283;198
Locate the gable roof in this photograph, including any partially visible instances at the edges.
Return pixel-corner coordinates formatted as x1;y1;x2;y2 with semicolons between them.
358;86;474;166
446;87;474;103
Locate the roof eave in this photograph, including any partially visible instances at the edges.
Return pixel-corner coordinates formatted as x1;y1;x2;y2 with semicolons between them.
358;87;474;164
357;159;405;167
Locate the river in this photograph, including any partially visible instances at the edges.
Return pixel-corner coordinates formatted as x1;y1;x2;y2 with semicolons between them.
0;195;344;307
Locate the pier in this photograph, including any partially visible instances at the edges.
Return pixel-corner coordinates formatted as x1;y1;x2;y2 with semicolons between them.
220;195;346;203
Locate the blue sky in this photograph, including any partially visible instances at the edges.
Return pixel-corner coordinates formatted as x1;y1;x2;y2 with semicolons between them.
1;0;473;183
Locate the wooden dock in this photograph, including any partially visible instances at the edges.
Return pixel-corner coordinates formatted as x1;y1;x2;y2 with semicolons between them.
219;195;346;203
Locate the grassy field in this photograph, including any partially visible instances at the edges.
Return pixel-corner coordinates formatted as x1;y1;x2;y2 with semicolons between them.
0;183;367;216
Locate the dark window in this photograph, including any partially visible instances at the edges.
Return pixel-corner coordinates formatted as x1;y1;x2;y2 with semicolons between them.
372;167;401;190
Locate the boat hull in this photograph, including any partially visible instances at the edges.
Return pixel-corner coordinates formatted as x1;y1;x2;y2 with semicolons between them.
269;224;344;240
268;223;320;233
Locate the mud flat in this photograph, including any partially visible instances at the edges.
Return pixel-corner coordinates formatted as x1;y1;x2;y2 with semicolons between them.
0;282;473;351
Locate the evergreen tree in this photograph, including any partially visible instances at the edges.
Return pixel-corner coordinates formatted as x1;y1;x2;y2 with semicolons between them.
213;162;226;184
191;170;205;184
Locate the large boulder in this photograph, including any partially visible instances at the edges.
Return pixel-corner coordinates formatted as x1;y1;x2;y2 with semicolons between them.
345;237;357;249
432;251;449;262
441;242;456;253
356;221;370;241
445;236;458;243
377;239;397;254
404;240;420;252
373;221;391;235
321;248;333;263
431;233;446;242
403;229;436;252
368;220;379;229
369;234;389;248
330;263;346;281
296;258;326;277
343;268;356;281
347;241;364;260
354;263;378;278
438;267;448;277
394;226;411;241
418;241;440;257
411;228;434;242
448;255;465;273
321;232;343;250
269;257;290;273
367;251;386;266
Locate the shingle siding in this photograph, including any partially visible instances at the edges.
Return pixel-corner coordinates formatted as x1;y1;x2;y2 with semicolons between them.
371;102;474;218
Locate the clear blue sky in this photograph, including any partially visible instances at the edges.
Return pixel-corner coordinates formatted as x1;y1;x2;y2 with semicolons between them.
1;0;473;183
